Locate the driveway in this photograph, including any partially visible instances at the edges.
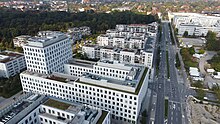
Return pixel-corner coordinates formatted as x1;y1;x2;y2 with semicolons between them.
199;51;217;87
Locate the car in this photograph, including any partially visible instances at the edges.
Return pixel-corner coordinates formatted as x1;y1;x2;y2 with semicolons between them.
173;104;176;109
1;119;7;122
13;104;18;108
9;113;15;116
4;117;10;120
159;84;162;89
1;119;7;123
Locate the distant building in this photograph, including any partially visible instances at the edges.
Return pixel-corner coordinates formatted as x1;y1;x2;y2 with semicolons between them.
168;12;220;37
67;26;91;43
0;94;110;124
85;23;157;68
0;51;26;78
23;31;72;74
13;35;31;47
189;67;203;81
97;23;157;49
82;43;154;68
50;1;68;12
112;7;131;12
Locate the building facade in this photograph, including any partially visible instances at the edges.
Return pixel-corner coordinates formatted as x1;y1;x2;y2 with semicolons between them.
20;61;149;123
67;26;91;43
0;51;26;78
0;94;110;124
23;31;72;74
97;23;157;49
169;12;220;37
82;40;154;68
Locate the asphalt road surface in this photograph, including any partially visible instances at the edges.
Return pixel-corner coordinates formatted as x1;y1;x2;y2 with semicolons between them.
154;22;167;124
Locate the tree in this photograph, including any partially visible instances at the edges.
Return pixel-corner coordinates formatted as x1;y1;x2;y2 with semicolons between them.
196;88;205;100
198;49;205;54
189;47;195;55
0;9;157;54
183;31;188;37
15;47;23;53
206;30;220;51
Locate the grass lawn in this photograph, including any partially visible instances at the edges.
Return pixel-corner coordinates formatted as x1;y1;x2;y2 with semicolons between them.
44;99;71;110
166;51;170;78
97;110;108;124
165;99;168;119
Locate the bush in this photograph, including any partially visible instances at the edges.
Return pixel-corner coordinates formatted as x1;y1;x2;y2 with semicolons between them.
198;49;205;54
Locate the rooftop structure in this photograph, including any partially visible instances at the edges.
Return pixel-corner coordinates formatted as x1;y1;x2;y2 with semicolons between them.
26;31;68;48
65;59;143;83
0;94;110;124
189;67;200;77
13;35;31;47
189;67;204;81
0;51;26;78
0;51;23;63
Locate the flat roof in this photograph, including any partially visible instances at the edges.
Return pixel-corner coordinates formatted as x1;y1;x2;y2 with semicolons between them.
14;35;31;39
67;59;96;68
46;75;68;83
77;67;148;95
0;51;23;63
21;66;148;95
44;99;71;110
121;49;136;52
0;94;43;123
25;32;68;48
97;60;133;71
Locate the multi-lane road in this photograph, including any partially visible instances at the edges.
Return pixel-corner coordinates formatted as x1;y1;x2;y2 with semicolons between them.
149;22;189;124
154;22;167;124
165;22;183;124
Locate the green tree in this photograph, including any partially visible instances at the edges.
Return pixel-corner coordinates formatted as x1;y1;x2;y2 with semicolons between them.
189;47;195;55
183;31;188;37
206;31;220;51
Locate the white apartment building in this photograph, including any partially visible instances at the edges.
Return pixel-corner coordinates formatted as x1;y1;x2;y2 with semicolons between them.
67;26;91;43
23;31;72;74
97;34;146;49
168;12;220;37
64;59;137;81
20;61;149;123
97;23;157;49
0;51;26;78
13;35;31;47
177;23;220;36
0;94;110;124
82;36;154;68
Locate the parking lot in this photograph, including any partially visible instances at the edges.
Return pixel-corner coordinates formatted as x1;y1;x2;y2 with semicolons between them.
180;38;206;47
0;101;31;124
